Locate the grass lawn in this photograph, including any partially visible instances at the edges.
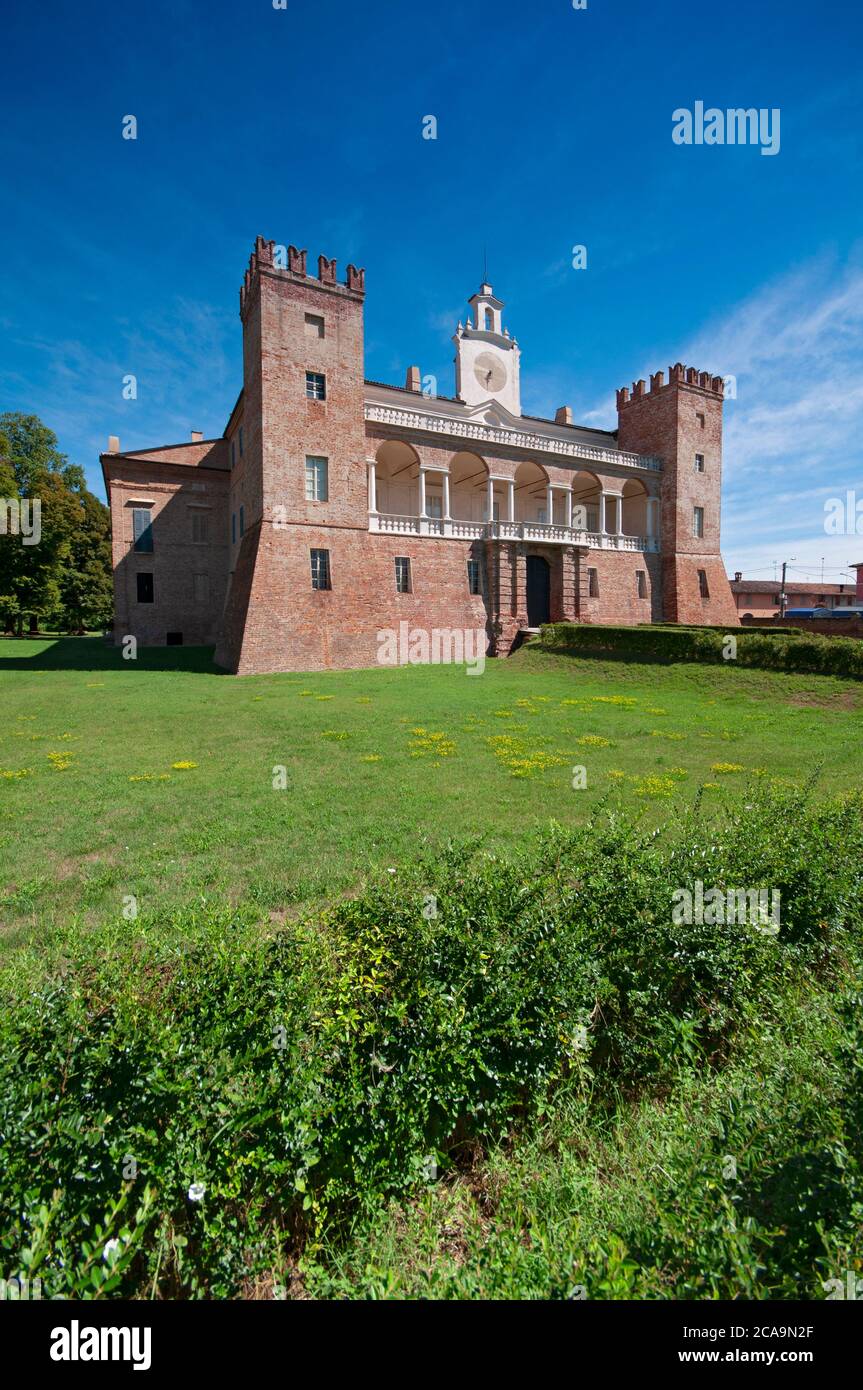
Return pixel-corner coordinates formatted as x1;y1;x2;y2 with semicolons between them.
2;635;862;1301
1;635;862;947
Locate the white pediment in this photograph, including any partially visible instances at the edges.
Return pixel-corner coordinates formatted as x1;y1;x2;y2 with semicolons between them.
465;399;523;429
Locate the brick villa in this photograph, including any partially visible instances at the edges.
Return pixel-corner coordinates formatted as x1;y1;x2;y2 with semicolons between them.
101;236;738;674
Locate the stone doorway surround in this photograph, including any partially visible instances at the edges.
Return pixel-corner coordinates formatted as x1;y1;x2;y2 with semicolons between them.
485;539;589;654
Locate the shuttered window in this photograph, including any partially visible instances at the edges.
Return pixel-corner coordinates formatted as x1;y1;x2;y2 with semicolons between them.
132;508;153;553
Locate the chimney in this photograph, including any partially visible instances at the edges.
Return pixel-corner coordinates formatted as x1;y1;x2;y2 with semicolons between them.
405;366;421;392
107;435;120;453
734;572;742;582
191;430;203;443
555;406;573;426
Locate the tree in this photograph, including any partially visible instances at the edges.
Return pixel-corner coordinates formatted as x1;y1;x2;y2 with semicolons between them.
0;412;113;635
56;489;114;632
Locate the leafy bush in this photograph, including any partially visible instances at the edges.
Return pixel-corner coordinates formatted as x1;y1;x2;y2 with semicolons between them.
539;621;863;679
1;786;861;1297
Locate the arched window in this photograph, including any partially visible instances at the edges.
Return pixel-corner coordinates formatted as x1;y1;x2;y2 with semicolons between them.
484;308;494;331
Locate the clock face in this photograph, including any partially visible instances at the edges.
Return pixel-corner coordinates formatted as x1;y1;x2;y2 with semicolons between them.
474;351;508;395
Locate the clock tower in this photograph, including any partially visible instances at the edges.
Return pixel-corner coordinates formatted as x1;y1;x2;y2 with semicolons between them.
453;283;522;417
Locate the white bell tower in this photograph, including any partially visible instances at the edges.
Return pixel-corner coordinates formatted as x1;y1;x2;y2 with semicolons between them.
454;283;521;416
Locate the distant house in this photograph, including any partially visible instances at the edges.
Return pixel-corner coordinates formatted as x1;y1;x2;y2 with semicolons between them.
729;574;858;621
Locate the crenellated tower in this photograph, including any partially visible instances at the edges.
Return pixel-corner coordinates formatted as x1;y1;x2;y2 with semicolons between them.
215;236;367;672
616;364;737;624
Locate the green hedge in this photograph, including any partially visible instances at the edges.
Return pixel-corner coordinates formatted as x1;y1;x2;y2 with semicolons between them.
647;623;801;636
1;786;861;1297
539;622;863;679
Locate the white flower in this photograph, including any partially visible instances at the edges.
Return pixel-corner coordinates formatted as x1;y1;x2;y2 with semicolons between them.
187;1182;206;1202
102;1238;120;1261
387;867;396;874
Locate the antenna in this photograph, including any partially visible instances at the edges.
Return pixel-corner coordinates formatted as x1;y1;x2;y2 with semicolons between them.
482;246;488;285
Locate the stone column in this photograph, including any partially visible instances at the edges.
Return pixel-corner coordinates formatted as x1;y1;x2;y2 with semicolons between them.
487;476;495;522
507;479;515;522
442;471;451;520
418;468;427;519
565;489;573;528
546;483;554;524
600;492;608;534
367;458;377;514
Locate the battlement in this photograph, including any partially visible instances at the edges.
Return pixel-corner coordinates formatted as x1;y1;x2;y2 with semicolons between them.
616;363;724;411
239;235;366;315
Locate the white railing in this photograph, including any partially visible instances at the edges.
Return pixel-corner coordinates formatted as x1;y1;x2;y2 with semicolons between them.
370;514;485;539
364;401;662;472
368;513;660;552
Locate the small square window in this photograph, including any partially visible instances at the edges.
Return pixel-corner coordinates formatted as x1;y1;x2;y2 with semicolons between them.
467;559;482;595
395;557;411;593
306;371;326;401
305;313;325;339
588;567;599;598
305;456;328;502
191;511;209;544
636;570;647;599
166;631;183;646
695;453;705;473
694;506;705;539
698;569;710;599
311;548;331;590
132;507;153;553
696;412;705;429
136;572;154;604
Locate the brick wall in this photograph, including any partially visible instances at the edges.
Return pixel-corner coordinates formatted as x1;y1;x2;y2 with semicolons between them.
770;616;863;639
105;449;229;647
579;549;664;626
217;523;490;674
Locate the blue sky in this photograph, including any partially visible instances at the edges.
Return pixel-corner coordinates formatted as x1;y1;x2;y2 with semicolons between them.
1;0;861;582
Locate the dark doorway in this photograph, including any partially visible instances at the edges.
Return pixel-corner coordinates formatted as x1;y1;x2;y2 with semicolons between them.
526;555;551;626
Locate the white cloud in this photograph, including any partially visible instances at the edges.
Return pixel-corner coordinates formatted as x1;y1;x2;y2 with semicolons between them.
689;255;863;578
4;296;236;491
585;252;863;580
